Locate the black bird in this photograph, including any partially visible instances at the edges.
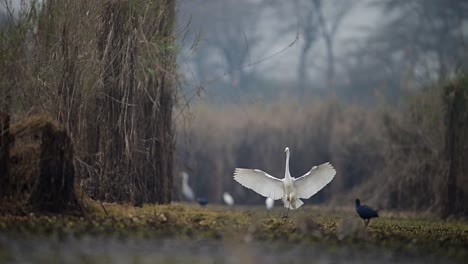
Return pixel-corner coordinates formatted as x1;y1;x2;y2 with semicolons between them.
197;197;208;207
355;199;379;226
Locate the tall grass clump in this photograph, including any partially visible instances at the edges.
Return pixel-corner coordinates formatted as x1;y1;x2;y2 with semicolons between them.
368;75;467;217
366;86;448;211
0;0;178;204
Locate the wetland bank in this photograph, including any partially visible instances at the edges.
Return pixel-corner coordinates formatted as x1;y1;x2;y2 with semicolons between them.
1;202;467;263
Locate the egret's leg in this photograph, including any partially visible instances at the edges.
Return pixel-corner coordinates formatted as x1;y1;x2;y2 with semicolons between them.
282;205;290;219
365;219;369;227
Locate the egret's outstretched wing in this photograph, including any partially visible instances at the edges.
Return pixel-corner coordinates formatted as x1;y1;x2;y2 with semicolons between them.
294;162;336;199
233;168;283;200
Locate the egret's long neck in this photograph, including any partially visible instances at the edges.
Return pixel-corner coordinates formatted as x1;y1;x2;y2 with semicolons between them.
285;151;291;180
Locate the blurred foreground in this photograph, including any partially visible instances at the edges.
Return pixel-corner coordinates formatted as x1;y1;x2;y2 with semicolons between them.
1;203;467;263
0;236;456;264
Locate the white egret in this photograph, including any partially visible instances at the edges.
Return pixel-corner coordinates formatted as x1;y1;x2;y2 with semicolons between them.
181;171;195;201
223;192;235;206
233;147;336;217
266;197;274;210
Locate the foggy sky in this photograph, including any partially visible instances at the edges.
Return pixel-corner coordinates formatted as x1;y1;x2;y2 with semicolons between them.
177;0;381;83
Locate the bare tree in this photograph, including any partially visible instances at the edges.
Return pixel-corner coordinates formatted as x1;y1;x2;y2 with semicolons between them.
179;0;264;89
370;0;468;83
336;0;468;104
312;0;353;90
294;0;320;95
270;0;353;95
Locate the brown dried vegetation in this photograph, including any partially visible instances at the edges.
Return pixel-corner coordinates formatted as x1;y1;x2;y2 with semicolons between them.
0;114;77;213
0;0;178;206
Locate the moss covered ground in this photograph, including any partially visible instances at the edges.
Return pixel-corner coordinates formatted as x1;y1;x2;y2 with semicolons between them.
0;202;467;263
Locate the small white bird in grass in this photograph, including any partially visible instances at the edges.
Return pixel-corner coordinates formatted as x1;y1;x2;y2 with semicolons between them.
233;147;336;218
266;197;274;210
223;192;235;206
181;171;195;201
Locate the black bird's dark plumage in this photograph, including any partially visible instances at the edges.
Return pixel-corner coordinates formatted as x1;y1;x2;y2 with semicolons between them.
197;197;208;206
355;199;379;226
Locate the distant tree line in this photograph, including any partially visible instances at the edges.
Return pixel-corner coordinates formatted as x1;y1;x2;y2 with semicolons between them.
177;0;468;105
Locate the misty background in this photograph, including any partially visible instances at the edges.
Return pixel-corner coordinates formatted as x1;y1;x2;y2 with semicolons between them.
173;0;468;215
176;0;466;104
1;0;467;216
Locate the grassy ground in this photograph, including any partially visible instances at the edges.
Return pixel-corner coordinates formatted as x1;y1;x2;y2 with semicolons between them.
0;202;467;263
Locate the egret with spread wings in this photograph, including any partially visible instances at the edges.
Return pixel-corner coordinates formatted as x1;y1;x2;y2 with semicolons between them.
233;147;336;217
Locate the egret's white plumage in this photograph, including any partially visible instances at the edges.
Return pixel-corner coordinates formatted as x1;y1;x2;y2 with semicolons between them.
181;171;195;201
266;197;274;210
233;147;336;211
223;192;235;206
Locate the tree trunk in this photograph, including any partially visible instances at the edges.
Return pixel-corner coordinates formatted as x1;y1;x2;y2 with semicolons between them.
0;113;10;198
298;39;312;97
442;79;468;218
32;123;76;211
1;114;78;213
324;35;335;91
